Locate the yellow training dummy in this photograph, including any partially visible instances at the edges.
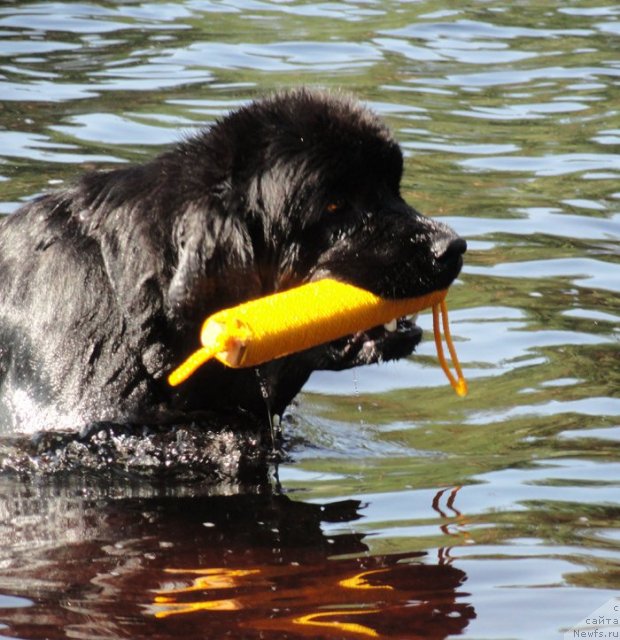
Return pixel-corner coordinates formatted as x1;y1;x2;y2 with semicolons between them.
168;279;467;397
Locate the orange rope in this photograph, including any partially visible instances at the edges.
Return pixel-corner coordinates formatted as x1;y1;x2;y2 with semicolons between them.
432;301;468;397
167;348;214;387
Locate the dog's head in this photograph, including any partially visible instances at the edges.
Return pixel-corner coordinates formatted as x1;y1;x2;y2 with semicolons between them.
167;90;466;418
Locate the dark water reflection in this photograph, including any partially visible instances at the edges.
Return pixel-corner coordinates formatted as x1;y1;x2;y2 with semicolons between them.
0;476;474;639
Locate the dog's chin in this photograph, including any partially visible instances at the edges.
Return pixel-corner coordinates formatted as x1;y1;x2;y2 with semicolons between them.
316;315;423;370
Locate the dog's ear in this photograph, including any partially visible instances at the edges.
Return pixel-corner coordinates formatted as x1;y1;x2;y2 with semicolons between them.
168;203;260;323
93;207;169;322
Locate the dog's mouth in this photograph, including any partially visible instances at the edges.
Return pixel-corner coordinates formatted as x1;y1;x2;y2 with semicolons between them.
326;313;423;369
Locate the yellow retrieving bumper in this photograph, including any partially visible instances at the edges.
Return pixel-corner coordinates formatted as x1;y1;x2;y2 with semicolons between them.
168;278;467;397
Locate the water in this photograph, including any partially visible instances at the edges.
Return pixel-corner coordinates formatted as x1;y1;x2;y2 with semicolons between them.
0;1;618;638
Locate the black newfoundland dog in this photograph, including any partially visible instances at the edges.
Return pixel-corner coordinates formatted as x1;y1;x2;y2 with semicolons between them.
0;89;465;435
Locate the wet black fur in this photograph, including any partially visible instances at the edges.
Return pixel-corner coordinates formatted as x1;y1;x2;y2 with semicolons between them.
0;89;465;433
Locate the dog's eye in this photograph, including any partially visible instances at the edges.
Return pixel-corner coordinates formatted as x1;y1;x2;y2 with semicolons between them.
325;200;345;214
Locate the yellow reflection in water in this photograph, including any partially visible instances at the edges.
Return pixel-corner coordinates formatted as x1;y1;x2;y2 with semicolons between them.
150;564;392;636
339;568;394;591
152;567;259;619
149;551;473;638
153;597;239;618
293;609;380;638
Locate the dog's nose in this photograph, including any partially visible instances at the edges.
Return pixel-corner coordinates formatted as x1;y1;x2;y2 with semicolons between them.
433;235;467;263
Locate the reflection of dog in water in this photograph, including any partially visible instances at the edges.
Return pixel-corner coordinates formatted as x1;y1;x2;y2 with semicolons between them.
145;495;476;638
0;481;475;638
